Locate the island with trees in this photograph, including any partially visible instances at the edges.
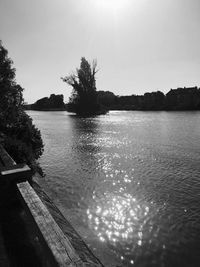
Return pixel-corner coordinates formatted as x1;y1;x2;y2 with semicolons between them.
62;57;108;115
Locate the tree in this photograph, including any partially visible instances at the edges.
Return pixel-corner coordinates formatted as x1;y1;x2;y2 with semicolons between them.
32;94;65;110
97;91;116;108
0;40;43;168
62;57;106;115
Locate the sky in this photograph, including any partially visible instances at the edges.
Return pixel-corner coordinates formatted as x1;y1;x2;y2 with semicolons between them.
0;0;200;104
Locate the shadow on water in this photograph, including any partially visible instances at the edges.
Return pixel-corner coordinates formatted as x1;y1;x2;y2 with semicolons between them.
68;114;101;168
60;114;103;214
68;114;100;134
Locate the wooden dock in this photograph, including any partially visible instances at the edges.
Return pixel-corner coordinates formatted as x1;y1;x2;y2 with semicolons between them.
0;145;104;267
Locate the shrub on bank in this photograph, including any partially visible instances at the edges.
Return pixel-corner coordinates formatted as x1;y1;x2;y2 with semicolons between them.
0;40;43;170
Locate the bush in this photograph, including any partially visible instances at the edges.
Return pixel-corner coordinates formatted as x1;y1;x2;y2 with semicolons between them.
0;40;44;171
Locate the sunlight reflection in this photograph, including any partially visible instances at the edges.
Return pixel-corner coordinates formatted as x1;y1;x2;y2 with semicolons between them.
87;192;150;248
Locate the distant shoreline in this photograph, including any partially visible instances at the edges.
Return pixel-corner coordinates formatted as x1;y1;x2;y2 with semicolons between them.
25;86;200;112
25;107;200;112
25;107;66;111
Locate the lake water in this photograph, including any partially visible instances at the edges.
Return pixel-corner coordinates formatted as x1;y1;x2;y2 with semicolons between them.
27;110;200;267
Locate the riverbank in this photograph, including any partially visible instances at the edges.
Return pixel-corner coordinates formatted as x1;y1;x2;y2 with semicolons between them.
35;173;120;267
0;146;104;266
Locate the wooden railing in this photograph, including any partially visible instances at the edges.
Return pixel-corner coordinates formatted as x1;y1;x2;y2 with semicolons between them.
0;145;103;267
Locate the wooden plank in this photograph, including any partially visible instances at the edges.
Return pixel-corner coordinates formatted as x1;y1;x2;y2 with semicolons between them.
17;182;83;267
0;145;16;167
1;164;30;175
0;146;31;184
0;164;32;183
0;146;103;266
32;179;104;266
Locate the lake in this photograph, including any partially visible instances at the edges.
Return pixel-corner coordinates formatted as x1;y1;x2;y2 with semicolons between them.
27;110;200;267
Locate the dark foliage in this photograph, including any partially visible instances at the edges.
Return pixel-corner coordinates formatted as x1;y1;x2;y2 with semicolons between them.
97;91;116;108
165;87;200;110
31;94;65;110
0;40;43;167
62;57;107;115
97;87;200;111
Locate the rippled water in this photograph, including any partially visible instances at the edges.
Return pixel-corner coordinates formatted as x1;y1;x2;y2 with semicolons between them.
27;110;200;267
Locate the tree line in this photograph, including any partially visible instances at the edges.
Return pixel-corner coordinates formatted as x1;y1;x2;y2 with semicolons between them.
26;57;200;113
62;58;200;112
97;87;200;111
29;94;65;111
29;86;200;112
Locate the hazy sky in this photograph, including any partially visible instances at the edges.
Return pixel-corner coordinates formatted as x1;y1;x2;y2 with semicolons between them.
0;0;200;103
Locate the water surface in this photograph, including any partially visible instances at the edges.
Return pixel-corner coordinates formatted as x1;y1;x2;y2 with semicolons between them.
27;110;200;267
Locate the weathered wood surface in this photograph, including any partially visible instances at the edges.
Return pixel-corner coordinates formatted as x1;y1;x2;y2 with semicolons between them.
0;145;40;266
0;163;32;183
18;181;85;267
0;145;104;266
0;145;31;187
32;179;104;267
1;164;30;175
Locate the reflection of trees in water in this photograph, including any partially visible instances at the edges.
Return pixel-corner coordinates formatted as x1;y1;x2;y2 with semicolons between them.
68;115;101;176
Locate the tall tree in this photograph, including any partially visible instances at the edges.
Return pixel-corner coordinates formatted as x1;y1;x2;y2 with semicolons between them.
0;40;43;167
62;57;103;115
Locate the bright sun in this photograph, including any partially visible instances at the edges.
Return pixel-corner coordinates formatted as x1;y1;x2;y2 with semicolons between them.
94;0;130;12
